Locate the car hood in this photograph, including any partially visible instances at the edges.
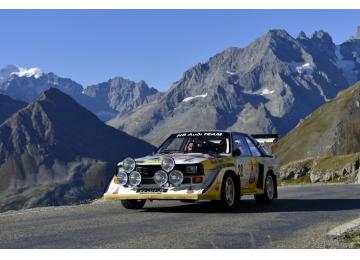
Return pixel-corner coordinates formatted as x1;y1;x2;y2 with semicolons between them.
118;153;216;166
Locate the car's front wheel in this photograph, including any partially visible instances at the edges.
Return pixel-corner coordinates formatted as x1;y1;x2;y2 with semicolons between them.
121;199;146;209
254;173;275;204
217;173;240;209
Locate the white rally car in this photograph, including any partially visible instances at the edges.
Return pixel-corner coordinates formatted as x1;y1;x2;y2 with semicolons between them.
104;131;279;209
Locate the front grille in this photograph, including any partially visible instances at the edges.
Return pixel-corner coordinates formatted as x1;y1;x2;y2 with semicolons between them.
141;177;191;185
136;165;162;177
135;164;203;186
136;164;203;178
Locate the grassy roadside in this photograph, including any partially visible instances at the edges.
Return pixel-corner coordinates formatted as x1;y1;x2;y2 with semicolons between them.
343;229;360;249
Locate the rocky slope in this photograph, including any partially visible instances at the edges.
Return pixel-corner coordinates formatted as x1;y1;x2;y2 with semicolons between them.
0;88;155;212
273;81;360;166
0;94;27;125
109;29;360;145
279;153;360;184
273;80;360;184
79;77;161;120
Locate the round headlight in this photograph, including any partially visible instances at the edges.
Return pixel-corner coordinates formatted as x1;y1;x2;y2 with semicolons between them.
154;170;168;186
161;156;175;172
169;170;184;186
123;157;136;173
117;169;128;186
129;171;142;186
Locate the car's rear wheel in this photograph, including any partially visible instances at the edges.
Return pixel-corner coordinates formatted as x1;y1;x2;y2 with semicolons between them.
254;173;275;204
216;173;240;209
121;199;146;209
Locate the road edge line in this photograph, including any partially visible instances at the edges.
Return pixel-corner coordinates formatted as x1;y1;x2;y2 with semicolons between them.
327;217;360;236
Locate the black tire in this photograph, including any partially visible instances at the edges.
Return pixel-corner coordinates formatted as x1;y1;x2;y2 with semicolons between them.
254;173;275;204
121;199;146;209
215;173;240;210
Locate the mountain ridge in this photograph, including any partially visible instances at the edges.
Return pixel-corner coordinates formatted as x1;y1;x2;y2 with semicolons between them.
0;88;155;212
108;28;360;145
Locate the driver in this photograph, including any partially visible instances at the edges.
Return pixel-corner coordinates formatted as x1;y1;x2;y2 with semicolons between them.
186;141;195;153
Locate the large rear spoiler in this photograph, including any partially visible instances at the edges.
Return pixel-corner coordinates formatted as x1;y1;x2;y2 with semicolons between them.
251;134;279;144
251;134;279;157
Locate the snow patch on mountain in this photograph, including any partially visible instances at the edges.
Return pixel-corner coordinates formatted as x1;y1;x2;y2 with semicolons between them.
226;70;237;75
11;67;43;79
182;93;208;102
287;62;315;75
335;46;358;85
260;88;275;95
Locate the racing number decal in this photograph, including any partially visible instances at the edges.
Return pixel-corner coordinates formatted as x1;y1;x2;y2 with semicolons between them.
237;164;244;177
248;159;258;188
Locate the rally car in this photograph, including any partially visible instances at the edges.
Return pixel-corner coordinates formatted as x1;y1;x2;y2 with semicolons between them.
104;131;279;209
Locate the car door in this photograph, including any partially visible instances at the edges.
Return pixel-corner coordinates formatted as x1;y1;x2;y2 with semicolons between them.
232;134;252;189
244;136;264;191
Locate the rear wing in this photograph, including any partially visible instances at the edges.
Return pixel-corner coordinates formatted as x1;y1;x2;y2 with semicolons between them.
251;134;279;144
251;134;279;157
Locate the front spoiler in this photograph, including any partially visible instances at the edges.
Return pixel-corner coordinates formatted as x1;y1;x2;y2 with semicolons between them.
104;193;209;201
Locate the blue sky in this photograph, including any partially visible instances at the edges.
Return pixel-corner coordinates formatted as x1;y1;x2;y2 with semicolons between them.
0;10;359;90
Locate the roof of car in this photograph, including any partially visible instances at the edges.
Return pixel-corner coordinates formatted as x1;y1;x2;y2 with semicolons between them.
173;130;248;135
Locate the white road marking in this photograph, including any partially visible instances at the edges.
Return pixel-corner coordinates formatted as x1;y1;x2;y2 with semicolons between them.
327;217;360;236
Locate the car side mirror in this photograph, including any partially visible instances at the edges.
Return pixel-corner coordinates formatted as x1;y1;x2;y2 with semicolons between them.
232;148;241;157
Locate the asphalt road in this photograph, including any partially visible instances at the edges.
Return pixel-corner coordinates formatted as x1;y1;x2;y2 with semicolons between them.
0;184;360;249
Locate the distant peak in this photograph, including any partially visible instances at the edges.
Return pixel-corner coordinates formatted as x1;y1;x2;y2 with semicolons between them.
267;29;292;38
349;26;360;40
39;87;69;102
311;30;332;41
11;66;43;79
297;31;308;40
42;87;64;96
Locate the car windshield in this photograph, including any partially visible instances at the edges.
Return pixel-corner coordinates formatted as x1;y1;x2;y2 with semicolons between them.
156;132;231;154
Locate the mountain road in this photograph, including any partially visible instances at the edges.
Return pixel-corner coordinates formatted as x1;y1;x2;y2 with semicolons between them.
0;184;359;248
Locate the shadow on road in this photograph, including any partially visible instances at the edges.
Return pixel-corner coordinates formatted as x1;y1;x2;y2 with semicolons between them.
141;199;360;214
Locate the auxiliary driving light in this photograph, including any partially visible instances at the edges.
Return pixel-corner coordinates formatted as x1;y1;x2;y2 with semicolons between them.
169;170;184;186
129;171;142;186
154;170;168;186
161;156;175;172
123;157;136;173
117;169;128;186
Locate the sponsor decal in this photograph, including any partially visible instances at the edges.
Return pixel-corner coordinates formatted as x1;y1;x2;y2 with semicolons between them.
112;187;119;195
187;186;194;194
176;132;223;137
137;188;168;193
249;159;258;184
238;164;244;177
249;171;256;184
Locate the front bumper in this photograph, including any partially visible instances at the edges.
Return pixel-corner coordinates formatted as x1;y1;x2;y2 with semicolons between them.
104;193;207;201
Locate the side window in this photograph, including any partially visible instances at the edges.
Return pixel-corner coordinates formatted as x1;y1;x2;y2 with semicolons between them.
232;134;251;157
245;137;262;157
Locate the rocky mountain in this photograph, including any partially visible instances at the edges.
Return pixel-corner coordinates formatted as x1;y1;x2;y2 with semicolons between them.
0;65;83;103
273;81;360;166
0;94;27;125
0;65;160;121
108;29;360;145
0;88;155;212
79;77;161;121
